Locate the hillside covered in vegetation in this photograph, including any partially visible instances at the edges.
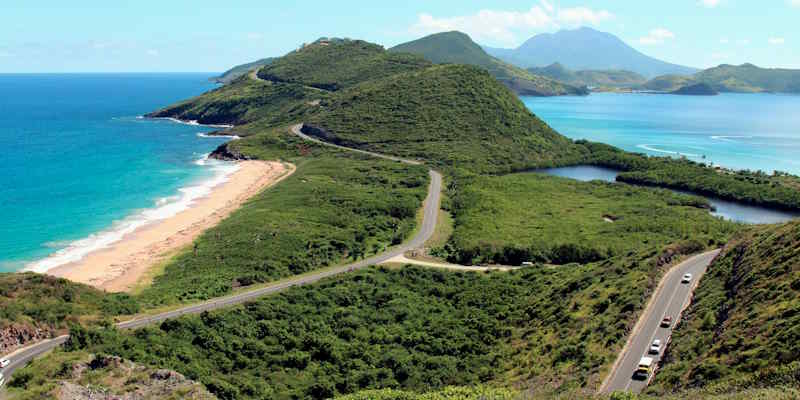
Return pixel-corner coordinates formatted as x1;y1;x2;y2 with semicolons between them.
528;63;647;90
390;31;588;96
649;220;800;394
643;63;800;93
213;57;275;84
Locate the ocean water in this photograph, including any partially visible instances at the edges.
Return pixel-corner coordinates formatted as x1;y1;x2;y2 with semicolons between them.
523;92;800;175
0;74;234;273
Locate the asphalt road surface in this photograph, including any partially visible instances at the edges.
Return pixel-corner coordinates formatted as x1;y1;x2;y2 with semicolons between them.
602;249;721;393
0;124;441;387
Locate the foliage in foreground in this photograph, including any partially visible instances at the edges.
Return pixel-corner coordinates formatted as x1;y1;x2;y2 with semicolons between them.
66;246;691;400
649;221;800;393
6;350;215;400
443;172;736;266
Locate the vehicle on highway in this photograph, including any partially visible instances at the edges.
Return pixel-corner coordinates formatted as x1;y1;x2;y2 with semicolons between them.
649;339;662;354
0;358;8;368
636;357;654;378
681;273;693;283
661;315;673;328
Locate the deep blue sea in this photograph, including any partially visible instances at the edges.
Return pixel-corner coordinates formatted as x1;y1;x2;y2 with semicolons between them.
0;74;232;272
523;93;800;176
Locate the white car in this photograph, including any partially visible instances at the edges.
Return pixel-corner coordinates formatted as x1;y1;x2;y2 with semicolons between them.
649;339;662;354
0;358;9;368
681;273;693;283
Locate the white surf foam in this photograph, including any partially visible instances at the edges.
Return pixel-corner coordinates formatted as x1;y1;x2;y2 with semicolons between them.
146;116;234;129
636;144;701;158
711;135;754;143
197;132;240;140
24;155;240;274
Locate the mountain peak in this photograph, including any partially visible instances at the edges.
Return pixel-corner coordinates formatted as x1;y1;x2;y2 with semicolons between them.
485;28;698;78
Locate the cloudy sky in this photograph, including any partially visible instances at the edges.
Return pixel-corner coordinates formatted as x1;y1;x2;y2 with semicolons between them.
1;0;798;72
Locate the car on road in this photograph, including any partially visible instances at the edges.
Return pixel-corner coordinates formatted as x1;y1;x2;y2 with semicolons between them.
661;315;673;328
682;273;693;283
649;339;662;354
0;358;9;368
636;357;654;378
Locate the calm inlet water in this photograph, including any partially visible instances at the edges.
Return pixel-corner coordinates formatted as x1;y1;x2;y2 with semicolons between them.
524;93;800;176
538;165;800;224
0;74;231;272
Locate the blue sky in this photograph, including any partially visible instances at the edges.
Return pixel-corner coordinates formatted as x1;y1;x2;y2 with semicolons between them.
1;0;798;72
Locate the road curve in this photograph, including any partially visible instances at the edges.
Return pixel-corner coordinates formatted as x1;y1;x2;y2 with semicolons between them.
1;124;442;385
601;249;720;394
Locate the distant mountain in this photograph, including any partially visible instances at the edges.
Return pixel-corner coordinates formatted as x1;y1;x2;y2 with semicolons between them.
528;62;647;89
485;27;698;78
390;31;588;96
644;63;800;93
213;58;275;84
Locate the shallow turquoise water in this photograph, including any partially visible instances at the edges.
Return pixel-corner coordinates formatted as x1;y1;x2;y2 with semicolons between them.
0;74;230;272
523;93;800;175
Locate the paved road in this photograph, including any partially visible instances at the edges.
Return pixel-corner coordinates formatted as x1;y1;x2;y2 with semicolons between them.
0;124;442;387
601;249;720;393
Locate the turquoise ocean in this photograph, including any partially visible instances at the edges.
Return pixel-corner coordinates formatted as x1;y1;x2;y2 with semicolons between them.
523;92;800;176
0;74;233;272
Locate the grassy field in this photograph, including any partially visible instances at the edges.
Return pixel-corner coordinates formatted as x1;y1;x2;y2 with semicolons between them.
443;172;737;266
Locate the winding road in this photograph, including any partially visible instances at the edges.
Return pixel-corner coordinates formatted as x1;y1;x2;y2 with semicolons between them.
600;249;720;394
0;124;442;386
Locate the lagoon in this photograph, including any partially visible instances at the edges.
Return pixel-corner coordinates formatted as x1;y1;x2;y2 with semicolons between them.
538;165;800;224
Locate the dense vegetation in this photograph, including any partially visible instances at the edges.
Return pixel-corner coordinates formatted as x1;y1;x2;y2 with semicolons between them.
257;39;430;91
6;351;215;400
649;220;800;394
390;31;588;96
669;82;718;96
582;141;800;211
528;63;647;90
643;63;800;93
61;247;708;400
213;57;275;84
147;76;324;127
305;64;585;174
0;273;137;332
442;173;736;266
136;151;428;307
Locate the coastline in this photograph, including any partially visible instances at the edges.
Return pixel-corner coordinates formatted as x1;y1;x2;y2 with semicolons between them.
45;160;293;292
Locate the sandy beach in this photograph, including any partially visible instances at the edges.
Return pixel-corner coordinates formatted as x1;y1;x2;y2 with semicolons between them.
48;160;294;292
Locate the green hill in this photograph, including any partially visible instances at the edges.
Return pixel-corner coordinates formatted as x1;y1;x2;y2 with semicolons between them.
649;220;800;394
213;57;275;84
390;31;588;96
304;64;584;173
529;62;647;89
641;74;695;91
643;63;800;93
670;82;719;96
257;38;431;91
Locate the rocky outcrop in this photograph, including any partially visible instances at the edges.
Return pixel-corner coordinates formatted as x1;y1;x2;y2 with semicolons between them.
50;355;217;400
0;323;54;355
209;143;251;161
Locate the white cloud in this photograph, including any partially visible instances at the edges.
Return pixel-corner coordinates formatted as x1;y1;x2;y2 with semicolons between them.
638;28;675;45
790;0;800;7
411;1;613;46
700;0;721;7
737;39;751;45
769;37;786;45
146;49;159;56
557;7;613;25
719;37;729;44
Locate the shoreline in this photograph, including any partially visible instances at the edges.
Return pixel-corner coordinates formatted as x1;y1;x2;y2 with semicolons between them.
46;160;293;292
